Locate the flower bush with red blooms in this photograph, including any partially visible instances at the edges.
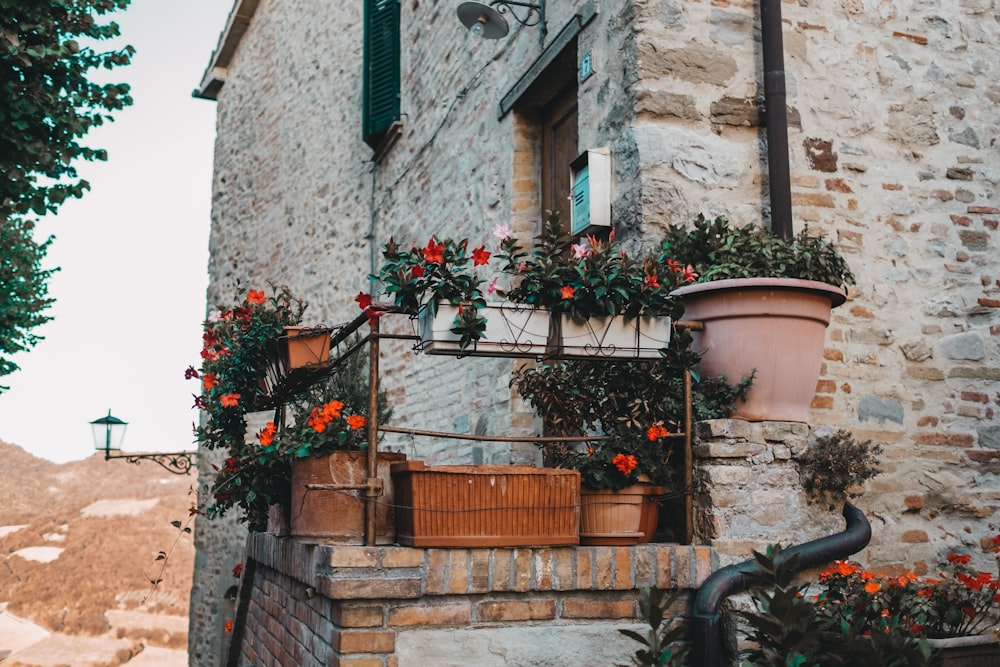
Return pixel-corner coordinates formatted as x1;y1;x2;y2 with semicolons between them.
186;284;306;530
271;397;370;460
561;420;678;491
494;212;697;323
371;235;489;350
815;545;1000;640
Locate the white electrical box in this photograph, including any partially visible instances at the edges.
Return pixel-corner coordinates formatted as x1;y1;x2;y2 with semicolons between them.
570;148;612;237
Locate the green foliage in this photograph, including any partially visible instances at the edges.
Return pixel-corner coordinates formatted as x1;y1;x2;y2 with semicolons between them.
275;336;393;460
738;545;934;667
1;0;134;219
660;214;855;289
512;356;752;490
189;284;306;530
0;218;57;391
372;236;488;350
496;212;693;322
797;429;883;505
1;0;134;391
618;588;691;666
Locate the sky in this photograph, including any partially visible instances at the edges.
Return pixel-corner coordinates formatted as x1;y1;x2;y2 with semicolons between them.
0;0;234;463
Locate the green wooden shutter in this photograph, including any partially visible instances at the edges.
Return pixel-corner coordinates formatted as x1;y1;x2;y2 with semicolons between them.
363;0;401;149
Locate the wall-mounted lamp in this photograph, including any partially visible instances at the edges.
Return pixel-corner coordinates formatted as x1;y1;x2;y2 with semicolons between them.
91;409;196;476
457;1;546;39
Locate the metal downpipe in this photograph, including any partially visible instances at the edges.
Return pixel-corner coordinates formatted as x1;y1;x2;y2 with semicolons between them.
691;502;872;666
760;0;793;240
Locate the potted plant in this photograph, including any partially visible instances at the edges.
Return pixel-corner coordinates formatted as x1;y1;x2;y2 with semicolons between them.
270;338;401;544
372;236;490;352
495;213;698;358
513;351;752;545
187;284;307;531
665;214;856;423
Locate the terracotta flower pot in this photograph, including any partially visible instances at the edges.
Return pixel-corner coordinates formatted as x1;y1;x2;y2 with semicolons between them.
579;485;647;546
282;326;332;369
290;450;405;544
638;485;665;543
671;277;846;423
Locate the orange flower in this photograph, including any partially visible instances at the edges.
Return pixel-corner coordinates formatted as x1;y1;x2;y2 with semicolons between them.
246;289;266;304
321;400;344;420
224;620;233;633
219;393;240;408
346;415;367;430
864;580;881;594
202;372;218;391
421;238;445;264
646;423;669;441
257;422;277;447
612;453;638;475
560;285;576;300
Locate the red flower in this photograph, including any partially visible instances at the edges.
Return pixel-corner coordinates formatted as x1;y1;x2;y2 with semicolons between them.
257;422;277;447
947;552;971;565
644;273;660;290
612;453;638;475
246;289;266;304
666;259;681;273
560;285;576;300
472;245;491;266
681;264;699;282
202;372;218;391
346;415;367;430
355;292;373;310
422;239;445;264
233;563;243;578
646;423;670;441
224;620;233;633
411;265;425;278
219;393;240;408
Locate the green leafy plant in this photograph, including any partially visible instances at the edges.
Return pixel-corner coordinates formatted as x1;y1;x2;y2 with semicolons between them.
797;429;883;505
659;214;855;289
496;212;696;322
371;236;489;350
186;284;306;530
512;357;752;490
618;588;691;666
738;545;934;667
815;548;1000;640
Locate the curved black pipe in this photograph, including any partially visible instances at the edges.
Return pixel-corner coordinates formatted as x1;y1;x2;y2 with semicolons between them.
691;502;872;667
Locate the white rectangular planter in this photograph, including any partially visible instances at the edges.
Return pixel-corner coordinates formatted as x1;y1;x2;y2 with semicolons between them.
419;302;551;357
557;314;671;359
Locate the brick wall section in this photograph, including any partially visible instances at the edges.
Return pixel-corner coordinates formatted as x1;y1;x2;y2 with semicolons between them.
230;535;713;666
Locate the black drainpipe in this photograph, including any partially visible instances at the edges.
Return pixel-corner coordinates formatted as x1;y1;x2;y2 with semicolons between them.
691;502;872;667
760;0;794;240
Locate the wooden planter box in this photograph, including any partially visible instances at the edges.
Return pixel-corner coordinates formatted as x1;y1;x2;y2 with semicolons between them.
290;450;406;544
927;636;1000;667
390;461;581;547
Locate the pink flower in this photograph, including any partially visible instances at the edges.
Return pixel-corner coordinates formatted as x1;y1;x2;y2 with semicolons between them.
571;243;591;259
207;310;223;323
487;276;499;295
492;223;512;241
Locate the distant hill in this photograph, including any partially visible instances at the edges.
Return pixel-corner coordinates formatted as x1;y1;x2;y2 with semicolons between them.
0;439;194;652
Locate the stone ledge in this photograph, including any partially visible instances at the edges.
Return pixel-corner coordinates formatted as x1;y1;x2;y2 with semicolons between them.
246;533;717;599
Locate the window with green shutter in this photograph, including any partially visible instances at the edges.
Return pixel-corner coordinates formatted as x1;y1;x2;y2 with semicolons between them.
363;0;401;150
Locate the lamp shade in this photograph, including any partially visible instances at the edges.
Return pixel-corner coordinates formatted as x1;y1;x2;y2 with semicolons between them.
457;2;509;39
90;410;128;452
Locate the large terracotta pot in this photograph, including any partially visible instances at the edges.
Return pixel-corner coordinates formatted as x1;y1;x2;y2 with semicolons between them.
671;277;847;423
579;485;647;545
290;450;405;544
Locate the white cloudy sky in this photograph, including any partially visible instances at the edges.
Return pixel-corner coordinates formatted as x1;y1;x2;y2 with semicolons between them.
0;0;233;463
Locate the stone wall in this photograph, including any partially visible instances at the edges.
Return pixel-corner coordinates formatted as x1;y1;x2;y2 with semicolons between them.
191;0;999;662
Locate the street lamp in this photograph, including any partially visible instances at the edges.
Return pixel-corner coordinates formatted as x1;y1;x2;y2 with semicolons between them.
90;409;196;475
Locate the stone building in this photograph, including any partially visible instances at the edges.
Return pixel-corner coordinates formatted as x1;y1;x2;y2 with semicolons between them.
188;0;999;664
